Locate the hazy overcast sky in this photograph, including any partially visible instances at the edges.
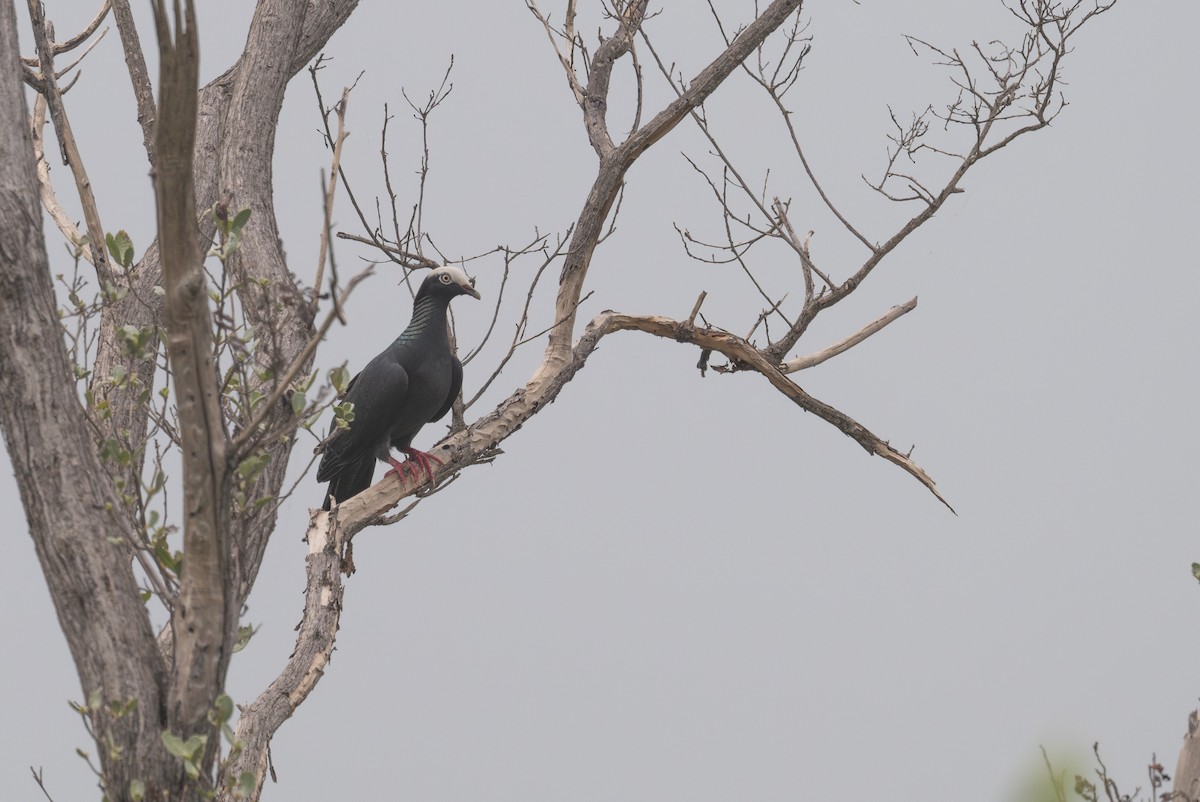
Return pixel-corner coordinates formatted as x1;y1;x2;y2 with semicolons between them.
4;1;1198;800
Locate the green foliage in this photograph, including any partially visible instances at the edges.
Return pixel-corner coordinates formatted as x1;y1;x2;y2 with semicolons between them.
236;452;271;483
117;324;154;358
330;364;351;395
209;205;252;261
236;771;257;798
69;689;137;722
101;281;130;305
68;689;140;794
161;730;207;780
333;400;355;430
98;438;132;466
105;230;135;270
209;693;234;728
233;624;259;653
151;526;182;577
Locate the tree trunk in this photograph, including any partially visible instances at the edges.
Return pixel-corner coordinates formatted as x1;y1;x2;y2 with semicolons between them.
0;2;175;799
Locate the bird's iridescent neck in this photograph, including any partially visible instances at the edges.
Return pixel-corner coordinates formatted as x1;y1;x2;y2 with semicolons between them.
394;293;450;344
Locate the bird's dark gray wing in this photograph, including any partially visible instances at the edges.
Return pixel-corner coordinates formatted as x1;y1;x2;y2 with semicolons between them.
316;358;409;483
429;356;463;423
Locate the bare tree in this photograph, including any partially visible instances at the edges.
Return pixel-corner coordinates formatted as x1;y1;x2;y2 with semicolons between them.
0;1;1118;800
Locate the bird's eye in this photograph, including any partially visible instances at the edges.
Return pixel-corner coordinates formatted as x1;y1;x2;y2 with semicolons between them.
439;274;452;284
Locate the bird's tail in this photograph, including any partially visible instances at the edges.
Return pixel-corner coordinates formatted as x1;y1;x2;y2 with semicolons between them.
321;458;377;510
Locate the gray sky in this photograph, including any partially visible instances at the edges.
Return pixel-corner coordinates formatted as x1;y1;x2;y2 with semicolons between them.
4;1;1198;800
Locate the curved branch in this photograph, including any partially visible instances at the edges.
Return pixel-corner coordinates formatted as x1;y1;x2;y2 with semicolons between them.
19;0;110;64
584;311;955;512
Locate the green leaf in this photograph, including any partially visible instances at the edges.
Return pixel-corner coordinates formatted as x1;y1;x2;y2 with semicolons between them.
105;230;135;269
87;687;103;711
330;364;350;395
163;731;207;766
236;452;271;482
98;437;132;466
291;390;307;415
232;208;252;232
184;734;206;759
161;731;189;759
237;771;257;798
111;365;126;384
334;401;355;430
209;693;235;727
152;535;182;575
130;779;145;802
233;624;259;653
1193;562;1200;583
117;324;152;357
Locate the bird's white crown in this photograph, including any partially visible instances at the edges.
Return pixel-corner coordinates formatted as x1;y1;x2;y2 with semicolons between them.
430;265;473;287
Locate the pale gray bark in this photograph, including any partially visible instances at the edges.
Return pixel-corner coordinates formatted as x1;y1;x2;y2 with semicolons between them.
0;2;173;799
1174;711;1200;801
151;0;236;760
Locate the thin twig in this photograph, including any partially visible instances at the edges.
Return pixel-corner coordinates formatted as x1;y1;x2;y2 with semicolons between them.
780;297;918;372
313;84;352;305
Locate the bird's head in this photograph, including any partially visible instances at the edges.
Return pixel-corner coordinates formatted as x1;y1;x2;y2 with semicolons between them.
417;265;481;302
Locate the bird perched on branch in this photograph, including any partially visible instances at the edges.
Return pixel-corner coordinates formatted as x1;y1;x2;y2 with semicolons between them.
317;265;480;510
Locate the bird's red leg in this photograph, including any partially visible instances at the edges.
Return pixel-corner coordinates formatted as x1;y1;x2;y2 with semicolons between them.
403;448;444;485
383;450;444;487
382;456;410;484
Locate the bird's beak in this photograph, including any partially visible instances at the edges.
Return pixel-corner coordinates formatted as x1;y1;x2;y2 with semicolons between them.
460;280;481;300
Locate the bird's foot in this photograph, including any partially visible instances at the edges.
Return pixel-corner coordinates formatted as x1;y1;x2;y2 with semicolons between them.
384;449;444;487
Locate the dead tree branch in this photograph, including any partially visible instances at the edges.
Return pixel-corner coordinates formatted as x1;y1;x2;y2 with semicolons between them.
781;297;918;373
110;0;158;166
25;0;112;283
